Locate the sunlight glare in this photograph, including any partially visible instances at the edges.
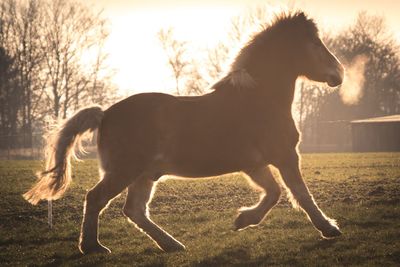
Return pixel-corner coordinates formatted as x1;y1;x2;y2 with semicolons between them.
105;6;240;95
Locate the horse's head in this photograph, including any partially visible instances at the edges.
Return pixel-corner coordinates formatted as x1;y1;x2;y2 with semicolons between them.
216;12;344;91
288;12;344;87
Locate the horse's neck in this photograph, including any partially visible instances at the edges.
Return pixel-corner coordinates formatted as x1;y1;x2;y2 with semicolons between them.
255;74;297;117
211;72;297;119
243;45;298;115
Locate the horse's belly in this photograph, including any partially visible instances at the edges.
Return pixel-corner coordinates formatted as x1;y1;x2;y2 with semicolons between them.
165;143;265;177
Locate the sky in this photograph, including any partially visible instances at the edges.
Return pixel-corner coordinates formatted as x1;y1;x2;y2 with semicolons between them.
86;0;400;95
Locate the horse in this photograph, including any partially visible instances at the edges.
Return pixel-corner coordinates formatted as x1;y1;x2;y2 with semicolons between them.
24;11;344;254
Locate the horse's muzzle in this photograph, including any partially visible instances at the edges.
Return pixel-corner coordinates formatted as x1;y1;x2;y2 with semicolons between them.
326;74;343;87
326;63;344;87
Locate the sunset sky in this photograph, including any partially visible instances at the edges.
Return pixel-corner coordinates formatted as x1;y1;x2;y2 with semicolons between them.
87;0;400;95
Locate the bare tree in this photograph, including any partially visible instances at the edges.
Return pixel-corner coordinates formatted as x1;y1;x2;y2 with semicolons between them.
84;22;117;107
206;42;230;82
0;0;116;149
0;0;45;146
156;6;273;96
40;0;111;119
204;5;271;83
0;2;18;138
229;5;269;43
183;60;209;95
158;27;190;95
0;46;18;139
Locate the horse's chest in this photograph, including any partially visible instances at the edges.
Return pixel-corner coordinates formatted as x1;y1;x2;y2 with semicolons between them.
254;120;300;159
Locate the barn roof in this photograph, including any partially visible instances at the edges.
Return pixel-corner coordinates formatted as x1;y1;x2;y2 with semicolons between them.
351;114;400;124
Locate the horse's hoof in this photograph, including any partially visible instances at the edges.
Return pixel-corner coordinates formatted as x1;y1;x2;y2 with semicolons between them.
321;226;342;239
162;242;186;252
79;242;111;255
234;210;259;231
234;216;247;231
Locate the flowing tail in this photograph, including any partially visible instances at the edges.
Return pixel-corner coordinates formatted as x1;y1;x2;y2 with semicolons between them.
23;106;104;205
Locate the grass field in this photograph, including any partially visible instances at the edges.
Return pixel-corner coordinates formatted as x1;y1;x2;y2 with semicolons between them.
0;153;400;266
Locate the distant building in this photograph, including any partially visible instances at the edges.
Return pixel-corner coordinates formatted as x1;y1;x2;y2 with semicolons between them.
351;114;400;152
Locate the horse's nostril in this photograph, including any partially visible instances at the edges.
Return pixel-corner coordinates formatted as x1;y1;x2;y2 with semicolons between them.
327;74;342;87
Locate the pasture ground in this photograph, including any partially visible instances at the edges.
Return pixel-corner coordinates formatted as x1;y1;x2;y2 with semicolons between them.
0;153;399;266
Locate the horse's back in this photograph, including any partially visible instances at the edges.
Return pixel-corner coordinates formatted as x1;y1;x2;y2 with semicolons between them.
97;93;177;171
97;92;219;169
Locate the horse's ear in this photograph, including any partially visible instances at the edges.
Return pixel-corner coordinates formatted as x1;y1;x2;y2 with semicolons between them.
294;11;308;21
297;11;307;19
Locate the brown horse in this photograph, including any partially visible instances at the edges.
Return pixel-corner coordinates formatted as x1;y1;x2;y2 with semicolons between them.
24;11;344;254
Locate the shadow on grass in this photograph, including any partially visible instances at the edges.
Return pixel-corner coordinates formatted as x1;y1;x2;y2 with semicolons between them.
300;238;338;252
192;247;252;267
190;246;307;267
41;252;84;267
0;235;76;247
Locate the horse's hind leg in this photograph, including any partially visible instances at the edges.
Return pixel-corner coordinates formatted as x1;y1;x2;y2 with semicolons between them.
123;176;185;252
79;172;128;254
277;151;341;239
234;166;281;230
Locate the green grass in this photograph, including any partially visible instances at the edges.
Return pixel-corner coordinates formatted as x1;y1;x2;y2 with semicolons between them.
1;153;400;266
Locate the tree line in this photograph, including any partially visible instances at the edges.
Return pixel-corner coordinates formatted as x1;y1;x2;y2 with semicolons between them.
2;3;399;150
0;0;117;147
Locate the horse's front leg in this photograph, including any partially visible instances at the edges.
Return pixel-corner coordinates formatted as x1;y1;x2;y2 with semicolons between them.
234;165;281;230
276;150;341;238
